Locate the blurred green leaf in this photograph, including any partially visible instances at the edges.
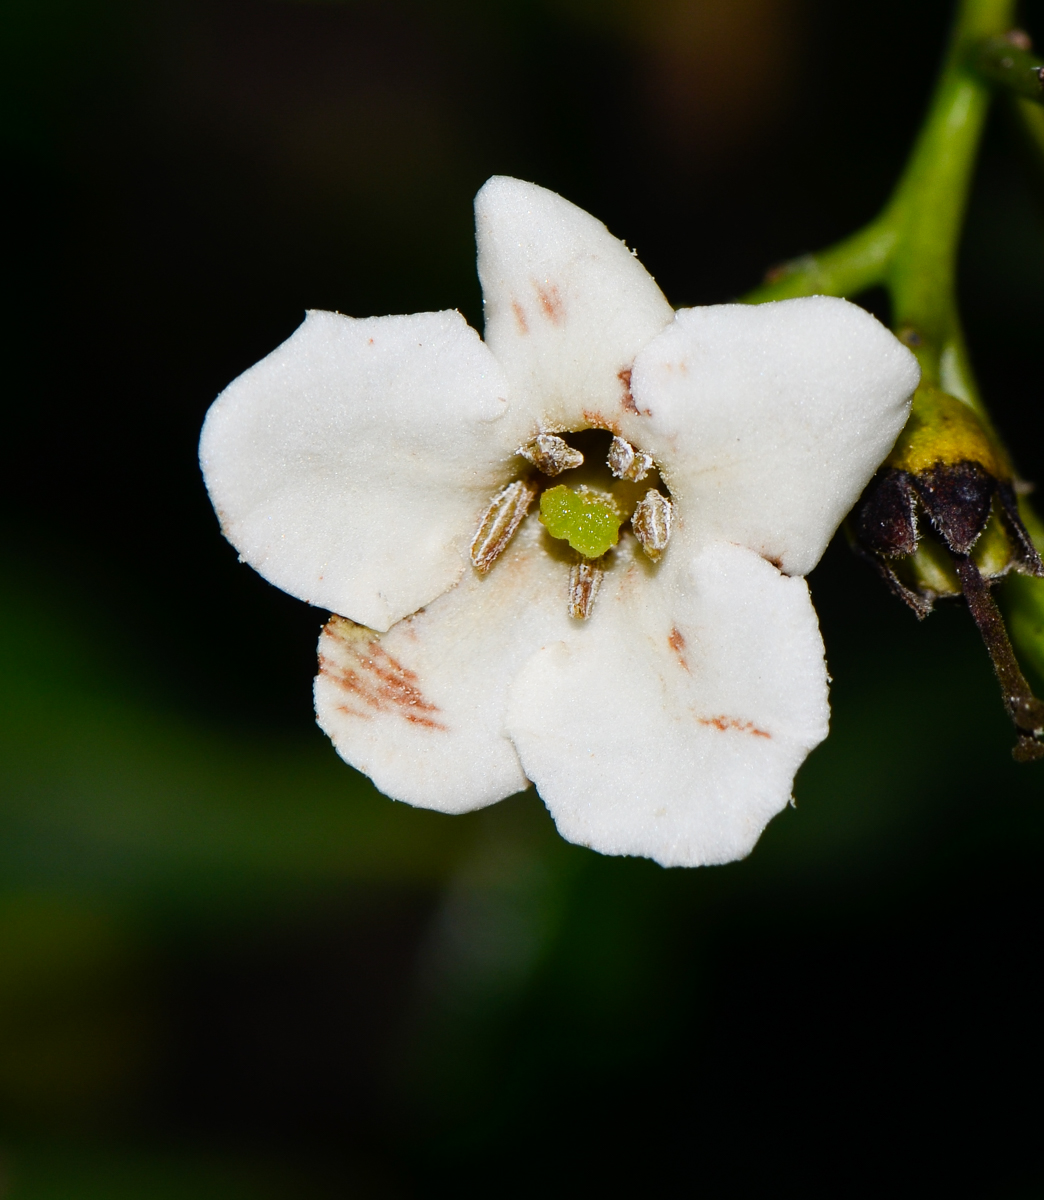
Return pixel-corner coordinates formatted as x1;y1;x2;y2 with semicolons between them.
0;568;478;914
2;1140;328;1200
0;896;152;1125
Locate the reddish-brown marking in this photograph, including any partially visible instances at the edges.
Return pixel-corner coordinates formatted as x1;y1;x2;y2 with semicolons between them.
766;555;783;570
697;715;772;739
668;626;690;671
367;337;374;345
320;623;447;731
619;366;636;412
582;408;621;435
618;365;651;416
511;300;529;334
534;282;564;324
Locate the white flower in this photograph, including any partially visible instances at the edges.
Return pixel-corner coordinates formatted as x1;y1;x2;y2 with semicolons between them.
199;177;919;868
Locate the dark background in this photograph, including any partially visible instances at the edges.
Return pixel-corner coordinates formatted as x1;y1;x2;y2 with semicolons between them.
2;0;1043;1194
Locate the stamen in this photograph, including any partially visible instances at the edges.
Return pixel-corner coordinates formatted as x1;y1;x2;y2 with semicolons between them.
607;435;653;482
518;434;584;476
569;557;604;619
632;490;673;561
470;479;538;573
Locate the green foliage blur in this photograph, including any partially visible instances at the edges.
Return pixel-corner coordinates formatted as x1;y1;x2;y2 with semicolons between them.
2;0;1044;1193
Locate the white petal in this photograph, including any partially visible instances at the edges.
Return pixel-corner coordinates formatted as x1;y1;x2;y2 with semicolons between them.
200;308;530;632
475;176;674;435
629;297;920;576
314;515;573;813
506;540;829;867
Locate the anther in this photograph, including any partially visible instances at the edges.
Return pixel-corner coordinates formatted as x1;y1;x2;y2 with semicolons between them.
607;435;653;482
518;434;584;477
632;490;673;561
470;479;538;573
569;557;604;619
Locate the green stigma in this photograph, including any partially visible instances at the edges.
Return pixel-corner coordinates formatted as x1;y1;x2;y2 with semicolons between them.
539;485;624;558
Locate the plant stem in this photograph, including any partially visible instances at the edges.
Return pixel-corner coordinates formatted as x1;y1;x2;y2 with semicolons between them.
746;0;1017;431
887;0;1015;408
971;34;1044;101
749;220;897;303
954;554;1044;759
745;0;1044;723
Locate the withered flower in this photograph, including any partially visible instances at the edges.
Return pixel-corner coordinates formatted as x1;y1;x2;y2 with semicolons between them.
852;382;1044;760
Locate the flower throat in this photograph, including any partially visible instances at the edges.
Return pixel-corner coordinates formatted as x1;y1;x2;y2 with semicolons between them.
469;428;673;619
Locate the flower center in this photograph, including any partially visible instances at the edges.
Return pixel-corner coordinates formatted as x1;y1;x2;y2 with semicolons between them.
469;428;674;618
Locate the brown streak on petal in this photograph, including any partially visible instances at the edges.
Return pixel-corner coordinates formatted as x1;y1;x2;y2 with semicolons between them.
618;365;651;416
511;300;529;335
668;626;690;671
619;366;636;412
697;714;771;739
533;282;564;324
403;713;445;730
582;409;621;435
320;619;447;731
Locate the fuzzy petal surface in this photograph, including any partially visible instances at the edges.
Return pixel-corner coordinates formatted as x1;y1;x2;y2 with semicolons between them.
629;297;920;576
200;308;528;631
506;541;829;867
314;515;573;813
476;176;674;436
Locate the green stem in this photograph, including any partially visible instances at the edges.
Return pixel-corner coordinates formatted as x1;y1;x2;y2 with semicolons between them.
971;34;1044;101
886;0;1014;400
745;0;1044;696
746;0;1016;430
745;220;898;304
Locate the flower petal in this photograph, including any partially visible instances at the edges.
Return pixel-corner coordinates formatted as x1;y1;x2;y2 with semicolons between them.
505;540;829;867
314;515;573;813
629;297;920;575
200;308;529;632
475;176;674;434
